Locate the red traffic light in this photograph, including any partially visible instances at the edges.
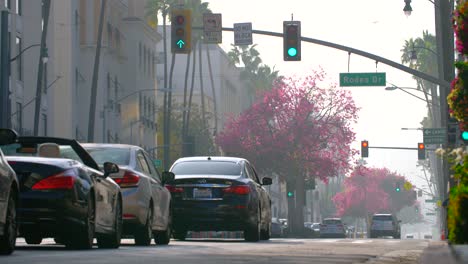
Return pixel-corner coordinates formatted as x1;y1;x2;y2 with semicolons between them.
418;143;425;149
175;15;185;25
362;141;368;148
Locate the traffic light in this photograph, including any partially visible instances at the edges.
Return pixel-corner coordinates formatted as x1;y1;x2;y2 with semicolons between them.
361;140;369;158
395;182;401;192
171;9;192;53
417;142;425;160
283;21;301;61
287;191;294;198
461;130;468;144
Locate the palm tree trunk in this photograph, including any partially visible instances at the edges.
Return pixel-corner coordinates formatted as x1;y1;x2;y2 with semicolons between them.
206;44;218;135
181;50;192;156
165;52;176;169
185;40;198;141
198;42;207;129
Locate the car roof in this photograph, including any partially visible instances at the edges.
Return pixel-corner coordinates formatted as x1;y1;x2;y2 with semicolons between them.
173;156;247;163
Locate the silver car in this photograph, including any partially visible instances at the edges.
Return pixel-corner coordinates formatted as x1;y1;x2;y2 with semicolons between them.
82;143;173;245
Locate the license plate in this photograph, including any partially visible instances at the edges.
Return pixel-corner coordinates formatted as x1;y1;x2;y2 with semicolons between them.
193;188;212;198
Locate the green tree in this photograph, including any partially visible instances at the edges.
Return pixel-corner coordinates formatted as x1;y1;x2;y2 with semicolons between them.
401;30;439;126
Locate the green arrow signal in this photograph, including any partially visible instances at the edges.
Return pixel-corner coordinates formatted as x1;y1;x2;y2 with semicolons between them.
176;39;185;49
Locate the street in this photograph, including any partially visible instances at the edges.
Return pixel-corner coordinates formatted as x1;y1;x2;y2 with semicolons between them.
2;238;429;264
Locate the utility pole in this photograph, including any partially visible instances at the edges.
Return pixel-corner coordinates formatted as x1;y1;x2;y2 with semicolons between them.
33;0;51;136
434;0;455;239
0;9;9;129
87;0;107;142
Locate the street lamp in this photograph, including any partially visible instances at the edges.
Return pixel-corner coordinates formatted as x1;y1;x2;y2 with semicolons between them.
385;86;436;104
403;0;413;16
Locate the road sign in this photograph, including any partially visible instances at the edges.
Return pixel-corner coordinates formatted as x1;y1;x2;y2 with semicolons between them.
153;159;162;167
404;181;413;191
203;13;222;44
234;22;253;46
423;128;446;144
339;72;386;87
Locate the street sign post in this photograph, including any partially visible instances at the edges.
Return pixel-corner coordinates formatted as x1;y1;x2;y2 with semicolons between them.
203;13;222;44
339;72;386;87
423;128;446;144
234;22;253;46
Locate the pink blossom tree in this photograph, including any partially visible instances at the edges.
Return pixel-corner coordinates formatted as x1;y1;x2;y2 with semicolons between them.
216;69;359;233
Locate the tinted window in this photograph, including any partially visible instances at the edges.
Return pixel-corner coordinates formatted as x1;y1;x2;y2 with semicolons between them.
172;161;242;176
372;215;393;221
85;147;130;166
323;219;342;225
143;152;161;181
136;152;151;175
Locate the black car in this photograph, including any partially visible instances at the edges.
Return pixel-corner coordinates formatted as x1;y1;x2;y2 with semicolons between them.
0;136;123;249
0;129;19;255
164;156;272;242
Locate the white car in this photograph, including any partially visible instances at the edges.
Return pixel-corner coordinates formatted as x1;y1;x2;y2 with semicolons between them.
319;218;346;238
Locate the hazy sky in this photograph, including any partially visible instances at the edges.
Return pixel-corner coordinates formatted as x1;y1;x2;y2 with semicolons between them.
206;0;437;190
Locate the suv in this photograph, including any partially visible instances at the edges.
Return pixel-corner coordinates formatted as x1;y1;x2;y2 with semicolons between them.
369;213;401;239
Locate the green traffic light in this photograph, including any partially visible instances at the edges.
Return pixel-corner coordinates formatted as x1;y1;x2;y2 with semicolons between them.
396;187;401;192
176;39;185;49
287;191;294;197
462;131;468;141
287;47;297;57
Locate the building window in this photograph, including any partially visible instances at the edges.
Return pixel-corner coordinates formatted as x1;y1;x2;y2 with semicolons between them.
16;36;22;81
139;43;142;69
4;0;11;9
16;0;21;15
41;113;47;136
15;102;22;133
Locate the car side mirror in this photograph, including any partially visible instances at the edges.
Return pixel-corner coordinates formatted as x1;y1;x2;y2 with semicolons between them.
0;129;18;145
162;171;175;184
262;177;273;186
103;162;119;177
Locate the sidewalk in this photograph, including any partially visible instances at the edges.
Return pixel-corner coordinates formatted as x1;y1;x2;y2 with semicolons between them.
420;241;467;264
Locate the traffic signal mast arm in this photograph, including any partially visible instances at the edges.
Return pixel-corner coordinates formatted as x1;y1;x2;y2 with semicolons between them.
190;26;449;88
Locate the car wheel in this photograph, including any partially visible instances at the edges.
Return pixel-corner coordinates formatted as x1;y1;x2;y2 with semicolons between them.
0;194;17;255
24;234;42;245
134;207;153;246
154;209;172;245
244;208;260;242
97;200;122;249
260;222;271;240
66;195;95;249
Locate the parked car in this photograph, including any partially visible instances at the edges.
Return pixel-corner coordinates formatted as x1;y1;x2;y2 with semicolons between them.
82;143;174;245
271;218;284;238
0;129;19;255
164;156;272;242
0;136;123;249
369;213;401;239
320;218;347;238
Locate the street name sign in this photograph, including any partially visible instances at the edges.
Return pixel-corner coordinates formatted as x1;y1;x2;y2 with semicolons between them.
339;72;386;87
234;22;253;46
423;128;446;144
203;13;222;44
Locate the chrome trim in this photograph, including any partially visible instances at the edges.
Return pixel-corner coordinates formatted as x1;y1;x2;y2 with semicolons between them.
182;198;223;201
176;184;230;188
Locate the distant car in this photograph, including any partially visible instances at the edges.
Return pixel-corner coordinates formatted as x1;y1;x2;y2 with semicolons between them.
271;218;284;238
369;213;401;239
82;143;174;245
424;234;432;239
0;129;19;255
320;218;346;238
406;234;414;239
165;156;273;242
0;136;123;249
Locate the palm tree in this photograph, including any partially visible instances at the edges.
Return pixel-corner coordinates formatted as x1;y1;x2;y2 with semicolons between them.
401;30;439;126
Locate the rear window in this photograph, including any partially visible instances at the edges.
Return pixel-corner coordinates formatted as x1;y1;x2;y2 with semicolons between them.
85;147;130;166
372;215;393;221
323;219;342;225
171;161;242;176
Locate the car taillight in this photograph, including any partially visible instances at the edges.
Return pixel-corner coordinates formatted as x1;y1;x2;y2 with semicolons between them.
165;185;183;193
223;185;250;195
32;170;75;190
113;171;140;187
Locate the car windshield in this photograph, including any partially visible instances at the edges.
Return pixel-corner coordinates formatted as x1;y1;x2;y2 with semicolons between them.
372;215;393;221
323;219;342;225
84;147;130;166
171;161;242;176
